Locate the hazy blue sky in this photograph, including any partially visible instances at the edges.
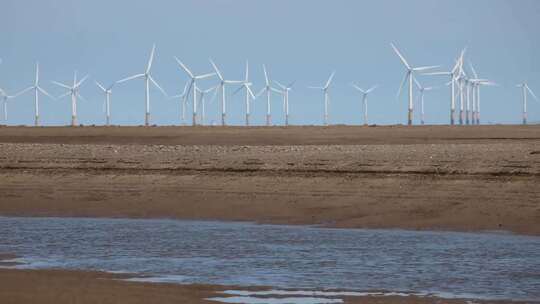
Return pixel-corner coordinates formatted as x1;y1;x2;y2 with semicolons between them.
1;0;539;126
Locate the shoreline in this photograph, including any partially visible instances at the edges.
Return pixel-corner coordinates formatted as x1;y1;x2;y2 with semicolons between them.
0;267;527;304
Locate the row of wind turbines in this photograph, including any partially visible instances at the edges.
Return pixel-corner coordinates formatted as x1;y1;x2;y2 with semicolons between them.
0;43;538;127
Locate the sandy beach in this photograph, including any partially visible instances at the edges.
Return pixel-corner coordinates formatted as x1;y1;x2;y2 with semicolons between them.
0;125;539;235
0;267;518;304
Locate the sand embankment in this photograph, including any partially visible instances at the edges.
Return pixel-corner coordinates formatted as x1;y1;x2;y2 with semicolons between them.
0;125;539;235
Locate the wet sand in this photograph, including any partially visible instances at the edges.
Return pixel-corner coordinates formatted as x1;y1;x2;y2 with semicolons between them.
0;267;514;304
0;125;539;235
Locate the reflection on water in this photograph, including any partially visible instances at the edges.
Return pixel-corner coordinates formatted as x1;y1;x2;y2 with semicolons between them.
0;217;539;302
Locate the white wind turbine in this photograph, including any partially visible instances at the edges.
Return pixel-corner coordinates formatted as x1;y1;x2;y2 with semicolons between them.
517;83;538;125
391;43;439;125
170;82;190;125
468;61;494;125
52;71;89;126
17;62;55;126
117;44;167;126
274;80;295;126
174;57;216;126
0;88;28;124
256;64;281;126
351;84;377;126
232;61;256;126
308;71;335;126
470;79;496;125
0;89;14;124
95;81;116;126
423;50;464;125
210;59;244;126
195;86;218;126
413;78;437;125
455;58;469;125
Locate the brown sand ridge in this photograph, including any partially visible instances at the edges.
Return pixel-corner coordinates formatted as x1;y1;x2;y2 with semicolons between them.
0;125;539;234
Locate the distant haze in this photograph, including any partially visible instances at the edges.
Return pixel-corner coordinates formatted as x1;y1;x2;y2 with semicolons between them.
1;0;539;126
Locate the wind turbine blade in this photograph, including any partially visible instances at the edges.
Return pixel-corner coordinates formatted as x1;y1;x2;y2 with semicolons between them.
396;72;408;98
223;80;244;84
324;71;336;89
204;86;217;94
57;91;71;99
287;81;296;89
95;81;106;92
526;85;538;101
76;75;89;87
271;87;282;94
255;87;266;98
37;87;55;100
148;75;167;97
195;72;216;80
51;81;71;90
247;86;255;99
231;85;244;96
263;64;269;85
469;61;478;79
390;43;411;69
366;85;378;94
35;62;40;85
181;82;189;96
274;80;286;90
245;60;249;82
146;44;156;74
413;76;422;90
13;86;34;98
117;74;145;83
413;65;440;71
350;83;365;93
209;58;223;81
423;72;451;76
77;93;87;102
173;57;194;78
185;80;194;102
307;86;324;90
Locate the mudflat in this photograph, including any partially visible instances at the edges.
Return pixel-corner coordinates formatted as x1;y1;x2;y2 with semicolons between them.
0;125;539;235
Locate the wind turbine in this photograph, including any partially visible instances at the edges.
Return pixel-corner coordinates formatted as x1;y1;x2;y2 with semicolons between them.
210;59;244;126
233;61;256;126
256;64;281;126
0;88;28;124
423;51;464;125
468;61;493;125
517;83;538;125
52;71;89;126
174;57;215;126
455;57;469;125
308;71;335;126
274;80;295;126
351;84;377;126
391;43;439;125
117;44;167;126
17;62;55;126
95;81;116;126
170;82;189;125
0;89;14;124
413;78;437;125
471;80;496;125
195;86;218;126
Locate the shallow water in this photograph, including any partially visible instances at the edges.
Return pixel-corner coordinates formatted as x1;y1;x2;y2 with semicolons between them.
0;217;539;302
